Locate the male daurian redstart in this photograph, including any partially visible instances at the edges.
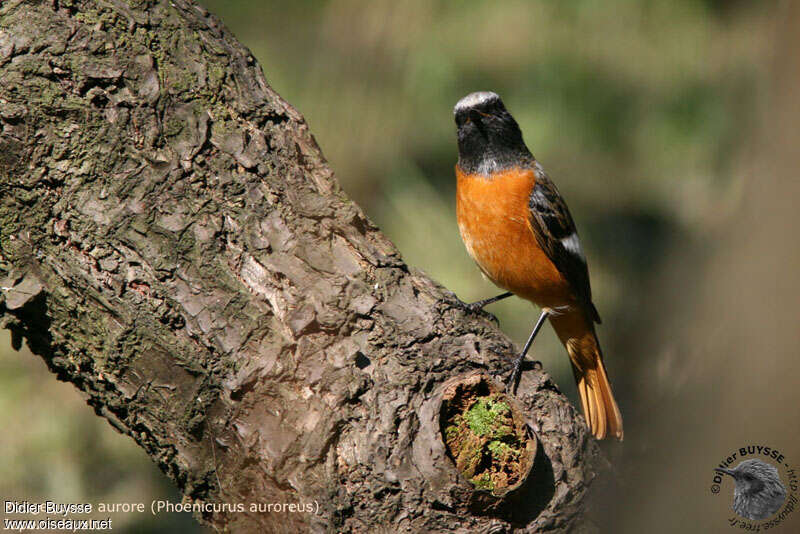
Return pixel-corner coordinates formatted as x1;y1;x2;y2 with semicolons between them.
453;91;623;440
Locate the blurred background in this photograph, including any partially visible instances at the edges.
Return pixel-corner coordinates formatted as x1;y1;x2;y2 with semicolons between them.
2;0;798;532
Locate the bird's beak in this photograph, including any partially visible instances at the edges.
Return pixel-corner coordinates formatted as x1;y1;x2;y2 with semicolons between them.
468;109;488;135
468;109;484;123
715;467;735;476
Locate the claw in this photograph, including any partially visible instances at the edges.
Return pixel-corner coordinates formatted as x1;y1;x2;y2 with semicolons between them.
464;301;500;324
507;359;543;394
462;291;512;324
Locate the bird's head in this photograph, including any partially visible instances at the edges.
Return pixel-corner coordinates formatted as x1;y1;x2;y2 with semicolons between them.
715;459;781;496
454;91;532;176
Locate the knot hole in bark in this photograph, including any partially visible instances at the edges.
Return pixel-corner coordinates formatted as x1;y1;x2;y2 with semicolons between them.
439;372;536;500
414;369;551;525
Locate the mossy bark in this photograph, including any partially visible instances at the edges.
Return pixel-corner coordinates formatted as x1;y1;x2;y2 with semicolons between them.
0;1;598;532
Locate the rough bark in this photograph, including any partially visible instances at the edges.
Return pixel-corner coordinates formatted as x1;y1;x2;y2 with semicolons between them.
0;1;598;532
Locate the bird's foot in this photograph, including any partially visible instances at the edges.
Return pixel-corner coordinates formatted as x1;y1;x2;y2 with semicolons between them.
464;300;484;313
505;358;543;395
506;355;522;395
464;301;500;324
462;292;513;324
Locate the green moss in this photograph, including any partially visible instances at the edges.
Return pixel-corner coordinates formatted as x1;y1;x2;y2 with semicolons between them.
163;117;185;137
463;396;512;438
444;418;460;442
442;391;529;494
0;210;20;244
74;8;116;27
473;472;493;491
207;63;226;89
170;69;197;95
488;440;513;459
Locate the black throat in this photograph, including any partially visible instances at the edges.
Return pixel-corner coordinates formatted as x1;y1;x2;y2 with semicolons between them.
456;135;534;176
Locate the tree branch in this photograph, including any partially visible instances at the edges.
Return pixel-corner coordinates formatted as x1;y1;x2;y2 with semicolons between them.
0;1;597;531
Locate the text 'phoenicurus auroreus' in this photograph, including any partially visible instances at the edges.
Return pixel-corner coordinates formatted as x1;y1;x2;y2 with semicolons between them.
453;91;623;440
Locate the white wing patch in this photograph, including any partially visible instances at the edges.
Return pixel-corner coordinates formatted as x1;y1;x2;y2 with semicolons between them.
561;233;586;263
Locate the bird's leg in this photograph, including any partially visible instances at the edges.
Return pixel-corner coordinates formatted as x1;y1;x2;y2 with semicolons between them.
465;291;513;312
507;309;549;394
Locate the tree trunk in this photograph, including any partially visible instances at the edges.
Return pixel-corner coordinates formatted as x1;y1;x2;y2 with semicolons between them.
0;1;597;532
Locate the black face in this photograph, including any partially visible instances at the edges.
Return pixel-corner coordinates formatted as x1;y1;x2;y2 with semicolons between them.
454;91;533;176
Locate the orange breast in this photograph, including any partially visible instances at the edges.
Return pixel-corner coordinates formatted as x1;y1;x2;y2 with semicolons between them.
456;166;574;309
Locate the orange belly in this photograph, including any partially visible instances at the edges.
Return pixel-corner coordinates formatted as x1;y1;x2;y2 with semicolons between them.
456;165;574;309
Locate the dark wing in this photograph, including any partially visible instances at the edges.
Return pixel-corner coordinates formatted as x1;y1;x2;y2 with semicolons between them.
527;168;601;323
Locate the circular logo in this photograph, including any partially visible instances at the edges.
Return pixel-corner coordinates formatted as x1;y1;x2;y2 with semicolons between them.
710;445;797;529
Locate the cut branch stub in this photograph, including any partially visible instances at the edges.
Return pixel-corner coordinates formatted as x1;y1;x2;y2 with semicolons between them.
413;370;538;518
440;372;536;501
441;371;537;512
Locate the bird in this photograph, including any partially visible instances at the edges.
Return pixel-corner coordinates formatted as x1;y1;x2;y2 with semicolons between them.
453;91;623;440
715;459;787;520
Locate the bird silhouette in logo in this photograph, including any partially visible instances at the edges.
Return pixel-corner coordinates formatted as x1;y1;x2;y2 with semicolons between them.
715;459;786;520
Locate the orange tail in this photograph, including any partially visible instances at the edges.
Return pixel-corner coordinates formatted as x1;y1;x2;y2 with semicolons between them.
548;309;623;440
